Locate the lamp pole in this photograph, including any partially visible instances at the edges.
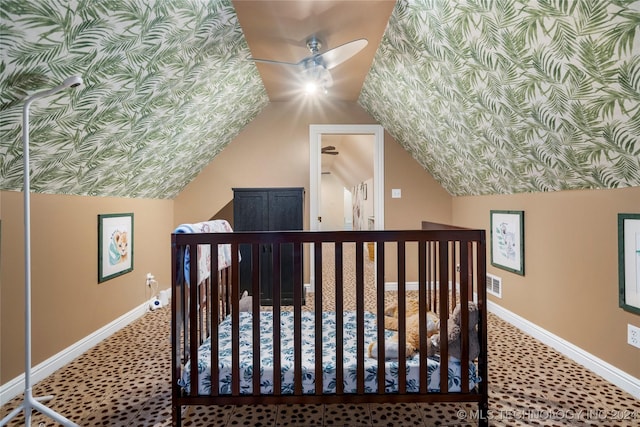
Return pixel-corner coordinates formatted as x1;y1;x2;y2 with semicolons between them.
1;76;83;427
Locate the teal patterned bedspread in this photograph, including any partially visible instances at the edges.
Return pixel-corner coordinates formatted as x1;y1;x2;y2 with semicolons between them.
179;311;480;395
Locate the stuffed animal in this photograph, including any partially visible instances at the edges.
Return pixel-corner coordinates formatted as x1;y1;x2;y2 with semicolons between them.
368;298;439;359
238;290;253;312
428;302;480;361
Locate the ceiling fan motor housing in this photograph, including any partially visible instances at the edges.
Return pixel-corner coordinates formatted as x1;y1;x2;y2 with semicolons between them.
306;37;322;53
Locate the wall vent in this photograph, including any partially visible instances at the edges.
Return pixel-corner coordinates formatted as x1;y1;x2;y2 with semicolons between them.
486;273;502;298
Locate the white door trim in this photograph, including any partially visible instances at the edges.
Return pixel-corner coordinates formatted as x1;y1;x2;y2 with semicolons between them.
309;124;384;231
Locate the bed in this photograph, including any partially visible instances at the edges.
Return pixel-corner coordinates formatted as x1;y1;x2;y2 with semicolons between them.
171;222;489;426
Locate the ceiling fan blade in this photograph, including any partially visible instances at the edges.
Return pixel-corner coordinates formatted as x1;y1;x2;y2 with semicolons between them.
250;57;299;67
322;146;339;154
319;38;368;69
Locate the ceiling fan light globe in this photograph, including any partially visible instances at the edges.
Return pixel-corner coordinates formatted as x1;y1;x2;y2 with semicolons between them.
305;82;318;94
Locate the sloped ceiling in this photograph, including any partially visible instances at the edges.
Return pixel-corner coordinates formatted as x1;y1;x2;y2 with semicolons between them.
1;0;639;200
321;134;375;189
0;0;269;199
361;0;640;195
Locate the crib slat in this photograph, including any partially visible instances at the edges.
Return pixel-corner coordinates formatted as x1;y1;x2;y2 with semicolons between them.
356;242;365;394
477;234;489;420
188;243;199;396
335;242;345;395
460;241;470;394
438;241;449;391
451;241;457;309
231;243;241;396
418;240;428;394
397;241;407;393
429;241;436;312
272;244;282;396
177;246;188;373
252;243;261;395
170;239;183;413
210;244;220;397
314;241;323;395
376;242;386;394
293;242;303;396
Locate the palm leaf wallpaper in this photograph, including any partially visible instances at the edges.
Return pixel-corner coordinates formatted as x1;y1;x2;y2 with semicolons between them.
0;0;269;199
361;0;640;195
1;0;639;199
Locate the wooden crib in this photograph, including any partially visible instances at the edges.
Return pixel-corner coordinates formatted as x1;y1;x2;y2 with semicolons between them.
171;224;488;426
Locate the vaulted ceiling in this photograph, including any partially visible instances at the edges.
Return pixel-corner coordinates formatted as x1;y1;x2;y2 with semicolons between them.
1;0;638;199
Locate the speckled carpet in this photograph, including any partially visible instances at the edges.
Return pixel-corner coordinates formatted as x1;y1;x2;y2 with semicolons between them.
2;244;638;426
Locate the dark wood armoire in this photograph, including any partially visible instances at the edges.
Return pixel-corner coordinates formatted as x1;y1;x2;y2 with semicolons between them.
232;187;305;305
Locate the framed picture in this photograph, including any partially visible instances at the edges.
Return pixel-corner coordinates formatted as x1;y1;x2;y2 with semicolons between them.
490;210;525;275
98;213;133;283
618;213;640;315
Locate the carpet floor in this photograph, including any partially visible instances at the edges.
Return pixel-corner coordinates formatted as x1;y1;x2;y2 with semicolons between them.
2;245;639;426
2;307;639;426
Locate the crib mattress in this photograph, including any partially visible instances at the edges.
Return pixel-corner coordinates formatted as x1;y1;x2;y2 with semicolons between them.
179;311;480;395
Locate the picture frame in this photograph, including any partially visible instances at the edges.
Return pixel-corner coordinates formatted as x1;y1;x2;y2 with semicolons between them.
618;213;640;315
98;213;134;283
490;210;525;275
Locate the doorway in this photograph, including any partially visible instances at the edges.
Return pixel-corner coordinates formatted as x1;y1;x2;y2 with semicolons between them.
309;124;384;291
319;133;375;230
309;124;384;231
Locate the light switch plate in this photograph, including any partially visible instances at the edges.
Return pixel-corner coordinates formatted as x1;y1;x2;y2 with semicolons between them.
391;189;401;198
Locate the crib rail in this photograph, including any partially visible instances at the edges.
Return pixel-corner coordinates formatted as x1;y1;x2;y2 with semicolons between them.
171;228;487;426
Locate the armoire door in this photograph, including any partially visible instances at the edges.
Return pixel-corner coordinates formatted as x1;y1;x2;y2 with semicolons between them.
233;189;270;301
233;188;304;306
267;189;303;305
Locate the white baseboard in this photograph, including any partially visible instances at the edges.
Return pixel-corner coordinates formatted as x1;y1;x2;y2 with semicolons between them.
385;281;462;293
488;300;640;400
0;301;149;405
383;281;419;291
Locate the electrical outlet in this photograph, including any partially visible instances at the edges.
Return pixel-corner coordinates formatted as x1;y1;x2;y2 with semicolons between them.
146;273;155;287
628;324;640;349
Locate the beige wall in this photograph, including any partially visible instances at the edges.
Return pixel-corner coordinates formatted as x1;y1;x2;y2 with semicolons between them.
384;133;452;229
174;101;373;226
452;186;640;378
174;101;452;229
0;191;173;383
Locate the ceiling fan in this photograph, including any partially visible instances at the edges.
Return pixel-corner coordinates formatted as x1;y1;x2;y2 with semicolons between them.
321;145;339;155
251;37;368;93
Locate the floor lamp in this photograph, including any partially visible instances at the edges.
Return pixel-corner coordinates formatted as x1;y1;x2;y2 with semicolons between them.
0;76;83;427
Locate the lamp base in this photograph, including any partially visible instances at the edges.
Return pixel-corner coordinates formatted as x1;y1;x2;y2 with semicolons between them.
0;388;79;427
